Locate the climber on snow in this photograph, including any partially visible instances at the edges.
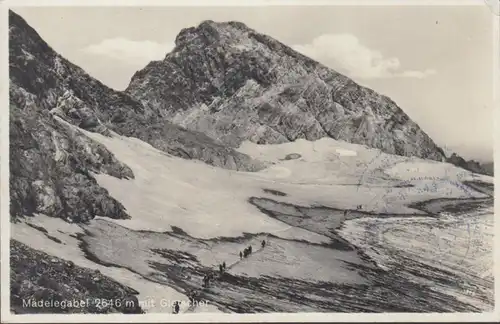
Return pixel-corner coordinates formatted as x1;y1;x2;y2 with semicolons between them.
202;274;211;288
173;301;180;314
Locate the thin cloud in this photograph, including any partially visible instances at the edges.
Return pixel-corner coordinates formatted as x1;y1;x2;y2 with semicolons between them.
82;37;175;65
399;69;437;79
293;34;436;80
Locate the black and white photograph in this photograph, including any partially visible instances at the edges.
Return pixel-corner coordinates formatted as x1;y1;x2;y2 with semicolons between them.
2;0;498;322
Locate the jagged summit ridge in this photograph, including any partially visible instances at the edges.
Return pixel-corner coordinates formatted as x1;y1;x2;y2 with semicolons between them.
127;20;446;161
174;20;252;48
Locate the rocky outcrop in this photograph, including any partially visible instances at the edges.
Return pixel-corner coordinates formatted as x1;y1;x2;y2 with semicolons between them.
10;240;144;314
126;20;446;162
446;153;493;176
9;102;133;223
9;11;264;222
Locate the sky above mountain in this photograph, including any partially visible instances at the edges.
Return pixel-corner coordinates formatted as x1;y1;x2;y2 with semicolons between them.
11;5;495;162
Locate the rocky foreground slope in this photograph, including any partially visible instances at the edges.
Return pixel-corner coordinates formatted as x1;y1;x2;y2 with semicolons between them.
10;239;144;314
126;20;447;162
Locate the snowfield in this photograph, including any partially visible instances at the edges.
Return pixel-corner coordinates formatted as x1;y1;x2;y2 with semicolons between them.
82;132;488;238
11;124;494;313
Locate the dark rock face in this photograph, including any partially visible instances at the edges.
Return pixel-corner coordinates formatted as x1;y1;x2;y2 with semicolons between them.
9;10;135;222
10;240;144;314
8;11;146;136
9;10;264;222
129;121;265;172
10;103;132;223
127;20;446;162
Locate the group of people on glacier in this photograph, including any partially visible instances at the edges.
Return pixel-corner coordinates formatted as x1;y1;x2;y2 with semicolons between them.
173;239;267;314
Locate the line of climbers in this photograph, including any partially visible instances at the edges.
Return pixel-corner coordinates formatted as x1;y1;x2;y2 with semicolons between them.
239;240;266;259
173;239;268;314
201;239;268;289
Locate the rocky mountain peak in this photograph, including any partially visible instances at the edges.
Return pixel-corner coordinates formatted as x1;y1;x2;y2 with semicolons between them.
127;20;446;161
